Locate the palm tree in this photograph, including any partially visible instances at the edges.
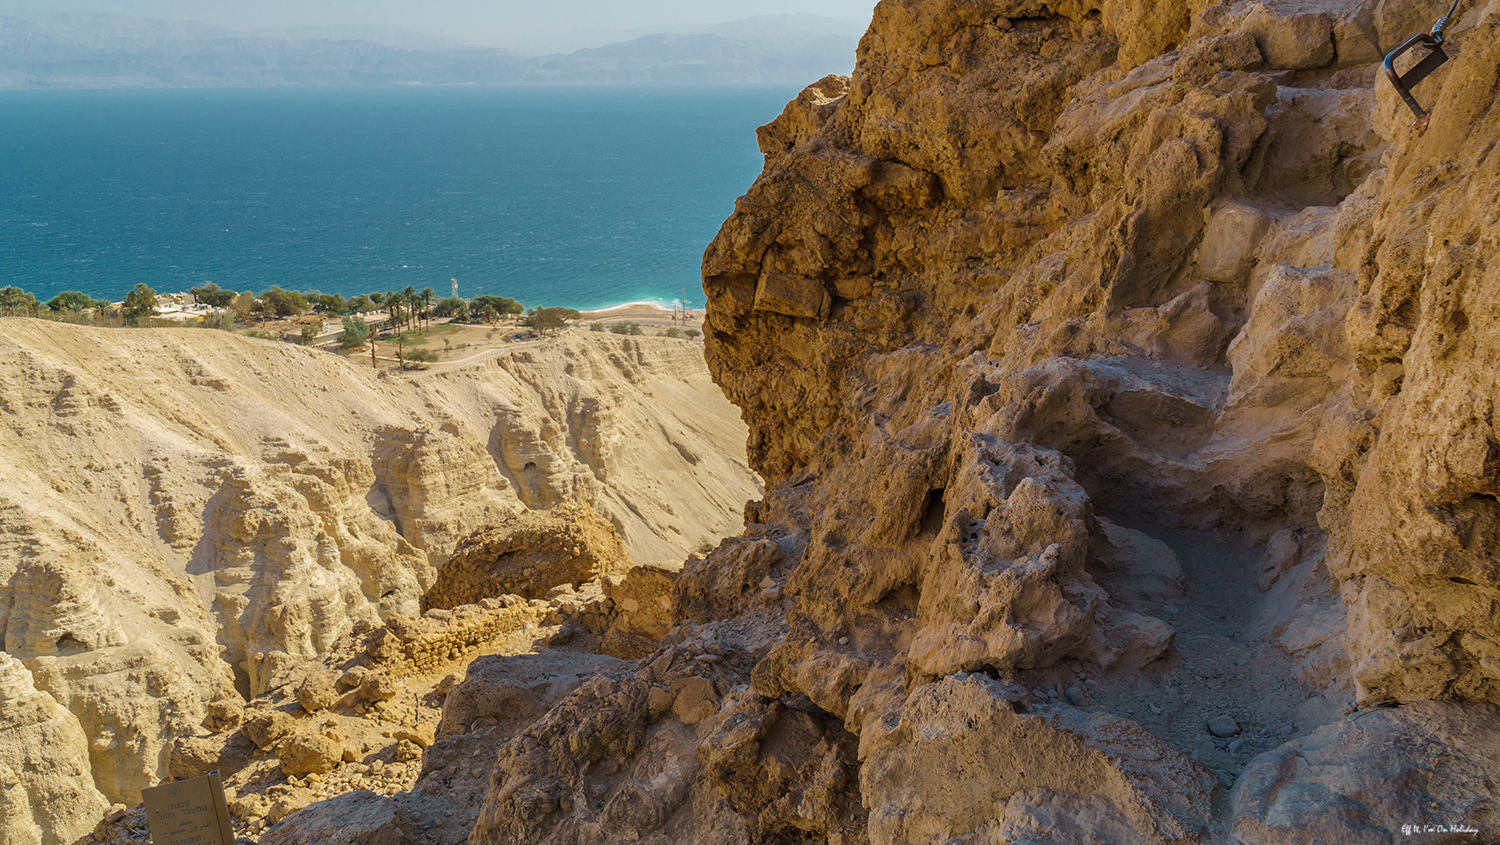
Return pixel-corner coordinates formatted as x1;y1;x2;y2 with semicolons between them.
384;290;401;338
402;286;418;332
421;287;435;331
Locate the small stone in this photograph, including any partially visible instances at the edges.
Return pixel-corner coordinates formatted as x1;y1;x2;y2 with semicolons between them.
1148;703;1162;716
1207;715;1241;738
838;636;849;646
1229;738;1245;754
1064;687;1083;706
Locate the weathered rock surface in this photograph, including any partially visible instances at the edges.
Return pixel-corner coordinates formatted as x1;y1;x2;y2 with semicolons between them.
1230;701;1500;844
0;651;110;845
0;328;757;844
421;501;630;608
444;0;1500;843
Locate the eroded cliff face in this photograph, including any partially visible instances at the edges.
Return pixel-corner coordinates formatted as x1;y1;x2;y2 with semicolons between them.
0;325;758;842
459;0;1500;843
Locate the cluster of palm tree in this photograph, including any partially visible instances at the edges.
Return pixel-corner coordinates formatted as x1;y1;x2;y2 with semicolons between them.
0;286;43;317
373;285;437;335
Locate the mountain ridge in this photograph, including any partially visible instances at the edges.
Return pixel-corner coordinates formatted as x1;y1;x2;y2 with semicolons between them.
0;10;862;88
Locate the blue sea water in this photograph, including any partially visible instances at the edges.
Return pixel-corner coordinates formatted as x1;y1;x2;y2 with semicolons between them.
0;86;799;310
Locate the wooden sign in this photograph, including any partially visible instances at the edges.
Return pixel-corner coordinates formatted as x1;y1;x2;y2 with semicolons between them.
141;772;235;845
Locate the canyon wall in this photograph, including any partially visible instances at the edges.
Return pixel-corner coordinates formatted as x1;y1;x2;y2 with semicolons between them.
457;0;1500;843
0;325;757;844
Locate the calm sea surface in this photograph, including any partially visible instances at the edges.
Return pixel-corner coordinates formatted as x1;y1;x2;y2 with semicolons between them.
0;86;798;309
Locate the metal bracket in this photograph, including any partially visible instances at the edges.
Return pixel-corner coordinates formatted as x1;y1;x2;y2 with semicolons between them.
1383;0;1462;124
1384;33;1449;120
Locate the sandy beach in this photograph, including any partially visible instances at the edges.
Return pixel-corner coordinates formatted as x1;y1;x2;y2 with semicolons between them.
577;303;705;329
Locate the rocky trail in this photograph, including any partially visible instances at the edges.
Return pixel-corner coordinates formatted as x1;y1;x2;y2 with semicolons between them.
1088;522;1336;790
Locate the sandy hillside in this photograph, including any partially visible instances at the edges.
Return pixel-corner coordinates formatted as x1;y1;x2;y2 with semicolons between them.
0;319;757;840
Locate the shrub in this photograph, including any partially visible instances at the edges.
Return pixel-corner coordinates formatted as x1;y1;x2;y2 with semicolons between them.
198;311;237;331
338;316;368;349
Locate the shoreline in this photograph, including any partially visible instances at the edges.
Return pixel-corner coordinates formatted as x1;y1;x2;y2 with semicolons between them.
576;302;704;324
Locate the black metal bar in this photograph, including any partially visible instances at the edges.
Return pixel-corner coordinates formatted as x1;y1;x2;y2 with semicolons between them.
1384;33;1442;120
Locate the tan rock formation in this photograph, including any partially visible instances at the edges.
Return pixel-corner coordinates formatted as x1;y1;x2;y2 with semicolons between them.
450;0;1500;842
0;325;757;843
422;501;630;609
38;0;1500;840
0;652;110;845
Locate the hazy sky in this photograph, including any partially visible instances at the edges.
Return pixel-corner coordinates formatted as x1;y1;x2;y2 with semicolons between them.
17;1;880;52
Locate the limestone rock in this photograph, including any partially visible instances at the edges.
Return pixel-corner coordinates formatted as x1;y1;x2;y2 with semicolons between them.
296;671;338;713
0;652;110;845
202;698;244;733
260;789;407;845
167;734;226;780
245;710;297;752
1230;701;1500;843
861;675;1217;845
422;502;631;608
0;323;757;839
279;731;344;776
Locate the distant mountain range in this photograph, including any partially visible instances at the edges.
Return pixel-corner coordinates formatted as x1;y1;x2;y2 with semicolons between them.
0;11;865;88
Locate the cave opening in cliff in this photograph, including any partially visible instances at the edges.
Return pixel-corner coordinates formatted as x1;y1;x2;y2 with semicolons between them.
921;487;946;535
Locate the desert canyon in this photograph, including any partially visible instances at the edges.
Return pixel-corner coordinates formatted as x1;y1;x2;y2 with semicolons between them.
6;0;1500;842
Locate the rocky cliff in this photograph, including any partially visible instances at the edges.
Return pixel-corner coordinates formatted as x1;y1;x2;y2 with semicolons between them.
0;325;757;845
457;0;1499;843
37;0;1500;841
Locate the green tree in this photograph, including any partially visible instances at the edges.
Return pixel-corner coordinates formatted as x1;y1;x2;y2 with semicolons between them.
189;282;236;308
406;348;439;368
122;284;159;326
685;328;701;339
590;322;604;332
308;292;347;316
230;291;259;322
338;316;369;349
434;297;468;320
609;322;630;335
0;286;42;317
663;327;682;338
473;296;523;323
300;319;325;345
384;290;402;335
47;290;106;313
260;287;308;317
524;306;581;334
